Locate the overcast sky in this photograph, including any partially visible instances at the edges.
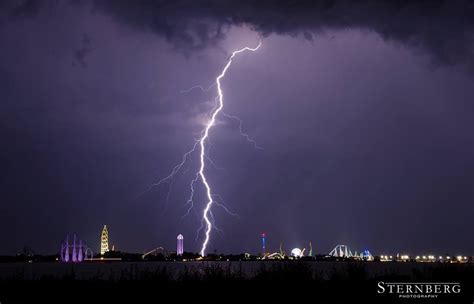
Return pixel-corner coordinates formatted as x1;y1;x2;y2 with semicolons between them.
1;0;474;256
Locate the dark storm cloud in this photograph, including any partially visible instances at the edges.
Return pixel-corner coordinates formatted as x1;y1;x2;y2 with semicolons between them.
0;0;53;20
73;33;94;67
88;0;474;66
3;0;474;65
5;0;42;18
3;1;474;64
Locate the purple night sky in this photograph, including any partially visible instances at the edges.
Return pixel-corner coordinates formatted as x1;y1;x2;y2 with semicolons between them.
1;0;474;256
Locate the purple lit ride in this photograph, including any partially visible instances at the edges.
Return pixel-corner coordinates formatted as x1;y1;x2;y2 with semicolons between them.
60;234;93;262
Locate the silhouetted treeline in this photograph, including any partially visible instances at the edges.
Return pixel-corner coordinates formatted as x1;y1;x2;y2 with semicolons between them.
0;254;58;263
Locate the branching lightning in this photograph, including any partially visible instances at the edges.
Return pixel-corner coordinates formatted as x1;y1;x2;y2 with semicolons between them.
222;112;263;150
179;83;216;94
198;41;261;256
141;41;261;256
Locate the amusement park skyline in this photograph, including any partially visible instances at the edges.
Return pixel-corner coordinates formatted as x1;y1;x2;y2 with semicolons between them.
52;228;474;261
2;1;474;256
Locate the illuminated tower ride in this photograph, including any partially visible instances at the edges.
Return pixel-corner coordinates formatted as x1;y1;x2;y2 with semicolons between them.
177;234;184;256
261;233;266;255
100;225;109;255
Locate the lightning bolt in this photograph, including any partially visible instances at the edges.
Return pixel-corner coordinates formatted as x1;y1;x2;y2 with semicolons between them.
141;41;261;257
179;84;215;94
222;112;263;150
198;41;261;256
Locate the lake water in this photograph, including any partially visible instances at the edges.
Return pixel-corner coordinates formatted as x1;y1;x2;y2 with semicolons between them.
1;261;471;280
